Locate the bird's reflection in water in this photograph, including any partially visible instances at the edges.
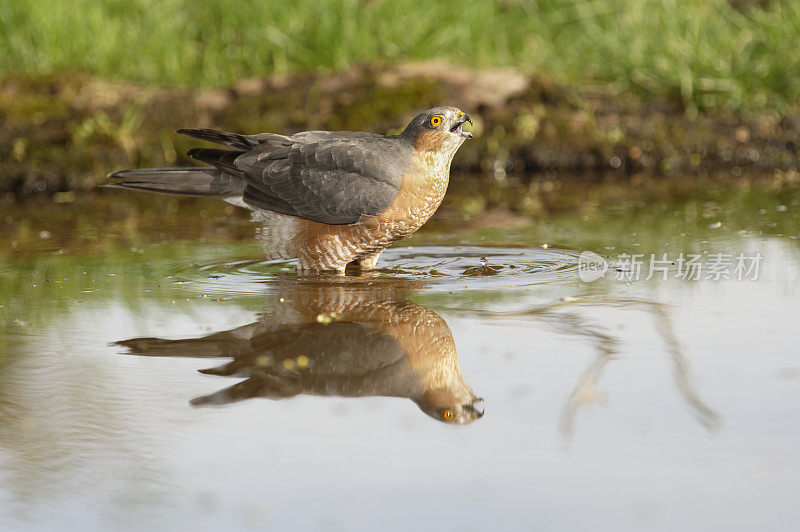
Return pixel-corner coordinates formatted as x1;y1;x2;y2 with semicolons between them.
116;278;484;425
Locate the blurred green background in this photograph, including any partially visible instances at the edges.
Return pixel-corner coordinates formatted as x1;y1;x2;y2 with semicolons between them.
2;0;799;110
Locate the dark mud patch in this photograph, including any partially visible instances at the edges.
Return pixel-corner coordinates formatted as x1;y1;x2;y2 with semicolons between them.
2;62;799;196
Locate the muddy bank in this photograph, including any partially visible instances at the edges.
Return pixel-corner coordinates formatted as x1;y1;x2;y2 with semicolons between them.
1;61;799;196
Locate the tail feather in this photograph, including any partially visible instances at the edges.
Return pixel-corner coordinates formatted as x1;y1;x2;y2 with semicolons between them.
115;336;246;358
187;148;245;176
176;128;291;150
177;128;258;150
105;167;244;198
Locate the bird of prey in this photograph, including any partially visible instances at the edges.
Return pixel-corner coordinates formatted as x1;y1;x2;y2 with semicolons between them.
107;106;473;272
115;280;485;425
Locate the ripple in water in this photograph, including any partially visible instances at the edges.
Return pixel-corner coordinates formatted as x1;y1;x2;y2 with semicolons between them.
187;246;584;294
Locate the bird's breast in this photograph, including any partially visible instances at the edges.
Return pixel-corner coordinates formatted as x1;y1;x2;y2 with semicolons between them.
372;152;453;237
295;150;455;268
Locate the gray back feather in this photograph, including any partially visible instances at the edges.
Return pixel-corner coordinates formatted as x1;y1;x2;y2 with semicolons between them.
236;133;414;225
176;127;415;224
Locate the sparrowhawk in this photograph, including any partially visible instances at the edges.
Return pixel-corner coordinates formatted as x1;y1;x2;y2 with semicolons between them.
107;106;473;272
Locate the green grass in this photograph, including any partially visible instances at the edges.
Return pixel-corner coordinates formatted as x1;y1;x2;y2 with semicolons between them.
1;0;799;111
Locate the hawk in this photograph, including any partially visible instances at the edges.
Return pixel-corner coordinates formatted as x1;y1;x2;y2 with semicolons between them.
107;106;473;272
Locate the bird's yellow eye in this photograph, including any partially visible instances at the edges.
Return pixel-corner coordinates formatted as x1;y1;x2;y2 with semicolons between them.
429;115;443;127
443;410;455;420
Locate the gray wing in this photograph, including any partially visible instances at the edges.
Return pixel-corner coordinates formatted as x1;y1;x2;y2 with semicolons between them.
290;130;381;142
177;128;378;149
235;135;414;225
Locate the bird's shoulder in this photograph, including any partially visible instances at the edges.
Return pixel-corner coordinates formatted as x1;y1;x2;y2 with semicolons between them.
238;131;416;179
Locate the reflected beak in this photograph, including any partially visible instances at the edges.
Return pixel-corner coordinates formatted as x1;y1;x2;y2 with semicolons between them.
470;397;485;418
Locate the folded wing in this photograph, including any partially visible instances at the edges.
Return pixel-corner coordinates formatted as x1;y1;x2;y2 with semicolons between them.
178;129;412;225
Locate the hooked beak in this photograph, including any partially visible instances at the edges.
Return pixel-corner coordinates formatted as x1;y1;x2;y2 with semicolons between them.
450;113;474;139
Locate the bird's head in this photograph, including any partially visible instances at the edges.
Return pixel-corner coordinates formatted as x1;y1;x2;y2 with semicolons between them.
414;387;485;425
400;106;474;154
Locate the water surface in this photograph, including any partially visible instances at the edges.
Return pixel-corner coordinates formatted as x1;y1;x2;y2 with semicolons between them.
1;180;799;530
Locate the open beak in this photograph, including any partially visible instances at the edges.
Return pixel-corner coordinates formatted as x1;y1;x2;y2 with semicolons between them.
450;114;474;139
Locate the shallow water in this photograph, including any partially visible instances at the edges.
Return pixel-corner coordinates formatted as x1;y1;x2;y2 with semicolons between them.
1;181;799;530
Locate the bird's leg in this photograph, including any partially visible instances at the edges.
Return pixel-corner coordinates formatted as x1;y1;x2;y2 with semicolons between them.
355;250;384;270
296;261;347;275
